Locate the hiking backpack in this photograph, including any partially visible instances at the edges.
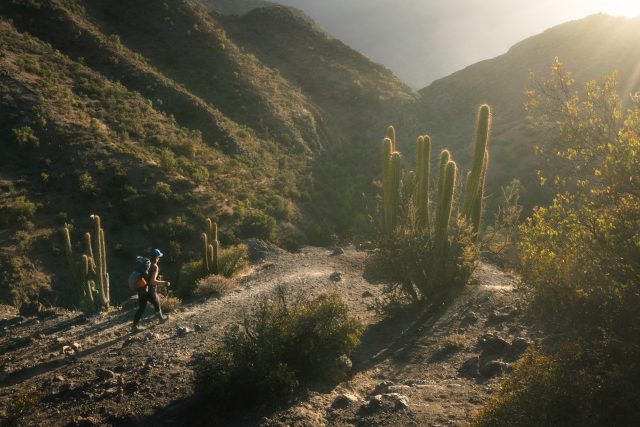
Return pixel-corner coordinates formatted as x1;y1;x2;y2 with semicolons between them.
127;256;151;292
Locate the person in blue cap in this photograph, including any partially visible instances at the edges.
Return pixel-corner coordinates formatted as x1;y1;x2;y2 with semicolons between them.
132;248;171;331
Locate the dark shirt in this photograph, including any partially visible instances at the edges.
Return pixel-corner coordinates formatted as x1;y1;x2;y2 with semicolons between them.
146;263;159;292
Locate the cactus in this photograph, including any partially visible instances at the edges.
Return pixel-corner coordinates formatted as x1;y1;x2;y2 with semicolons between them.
202;218;220;274
415;135;431;231
470;150;489;232
62;215;110;310
382;138;393;233
388;152;401;232
386;125;396;151
435;160;457;252
462;104;491;231
90;214;109;307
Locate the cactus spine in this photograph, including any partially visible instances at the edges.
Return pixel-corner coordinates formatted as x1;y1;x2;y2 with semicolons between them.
462;104;491;232
435;160;457;252
202;218;219;274
415;135;431;231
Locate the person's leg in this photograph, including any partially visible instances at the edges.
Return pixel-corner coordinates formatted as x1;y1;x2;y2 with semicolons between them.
148;287;167;321
133;290;148;325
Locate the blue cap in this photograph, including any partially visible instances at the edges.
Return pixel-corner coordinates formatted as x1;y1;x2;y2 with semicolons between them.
151;248;164;258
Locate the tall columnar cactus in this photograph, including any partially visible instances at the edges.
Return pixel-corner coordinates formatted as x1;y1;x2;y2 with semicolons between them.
382;138;393;233
202;218;219;275
470;150;489;232
383;150;402;233
436;149;451;211
90;214;109;307
415;135;432;231
62;218;109;310
462;104;492;231
386;125;397;151
435;160;457;252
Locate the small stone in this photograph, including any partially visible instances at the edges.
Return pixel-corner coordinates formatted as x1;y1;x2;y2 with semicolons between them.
62;345;75;356
373;380;394;395
329;271;342;282
194;324;204;331
177;326;192;336
477;333;511;355
331;247;345;256
54;375;66;382
461;311;479;325
96;368;115;379
361;290;374;298
480;360;511;378
71;342;81;351
70;416;98;427
366;394;383;410
332;392;361;408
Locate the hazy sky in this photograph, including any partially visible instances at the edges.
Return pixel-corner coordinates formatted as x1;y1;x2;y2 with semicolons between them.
272;0;640;88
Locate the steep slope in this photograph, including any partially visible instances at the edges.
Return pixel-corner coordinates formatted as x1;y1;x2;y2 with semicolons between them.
0;0;417;307
416;14;640;209
218;5;416;237
0;16;306;306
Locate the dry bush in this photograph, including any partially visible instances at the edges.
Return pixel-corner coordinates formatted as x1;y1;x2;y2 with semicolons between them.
160;294;181;314
193;275;237;298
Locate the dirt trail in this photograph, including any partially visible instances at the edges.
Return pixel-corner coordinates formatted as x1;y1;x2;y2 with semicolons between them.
0;246;534;426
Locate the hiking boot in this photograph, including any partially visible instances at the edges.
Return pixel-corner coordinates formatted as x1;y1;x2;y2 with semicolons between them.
131;323;145;332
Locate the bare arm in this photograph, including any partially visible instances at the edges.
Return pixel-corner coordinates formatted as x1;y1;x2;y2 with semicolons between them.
149;268;170;287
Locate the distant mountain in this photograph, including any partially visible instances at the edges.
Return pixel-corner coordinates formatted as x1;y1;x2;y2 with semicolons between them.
415;14;640;209
200;0;274;16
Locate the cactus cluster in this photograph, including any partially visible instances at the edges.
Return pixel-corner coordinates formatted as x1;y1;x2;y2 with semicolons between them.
380;104;492;245
63;214;110;309
202;218;219;275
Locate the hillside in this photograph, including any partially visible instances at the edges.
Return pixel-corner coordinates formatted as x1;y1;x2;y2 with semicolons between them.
0;245;534;426
416;13;640;209
0;0;413;308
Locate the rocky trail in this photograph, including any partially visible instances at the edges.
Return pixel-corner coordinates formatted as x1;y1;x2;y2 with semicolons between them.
0;245;536;426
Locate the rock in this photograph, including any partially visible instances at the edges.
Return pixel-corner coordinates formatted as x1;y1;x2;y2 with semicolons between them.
373;380;394;395
477;333;511;355
96;368;115;379
361;290;374;298
332;392;361;408
177;326;192;336
459;356;480;378
19;301;43;317
68;416;98;427
511;337;532;353
480;360;511;378
488;306;519;323
331;247;345;256
366;393;410;411
194;324;204;331
54;375;66;382
461;311;479;325
71;342;81;351
145;332;160;341
329;271;342;282
62;345;75;356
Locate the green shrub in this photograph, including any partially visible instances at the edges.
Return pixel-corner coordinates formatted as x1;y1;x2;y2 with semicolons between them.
194;288;364;409
474;343;640;427
237;210;276;242
12;126;39;148
0;196;38;227
217;244;248;278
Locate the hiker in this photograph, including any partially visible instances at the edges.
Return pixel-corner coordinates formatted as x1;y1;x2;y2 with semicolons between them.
132;248;171;331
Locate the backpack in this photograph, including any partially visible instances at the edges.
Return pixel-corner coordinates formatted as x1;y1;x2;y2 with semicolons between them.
127;256;151;292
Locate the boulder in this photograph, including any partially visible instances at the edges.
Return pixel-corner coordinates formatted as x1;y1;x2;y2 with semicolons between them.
477;333;511;355
332;392;361;408
459;356;480;378
96;368;115;379
480;360;511;378
329;271;342;282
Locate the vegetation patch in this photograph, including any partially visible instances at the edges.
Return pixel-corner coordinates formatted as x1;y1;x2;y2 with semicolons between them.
194;286;364;409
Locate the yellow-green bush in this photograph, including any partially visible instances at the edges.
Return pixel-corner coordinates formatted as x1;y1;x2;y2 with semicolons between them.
194;288;364;409
479;60;640;425
193;275;236;298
